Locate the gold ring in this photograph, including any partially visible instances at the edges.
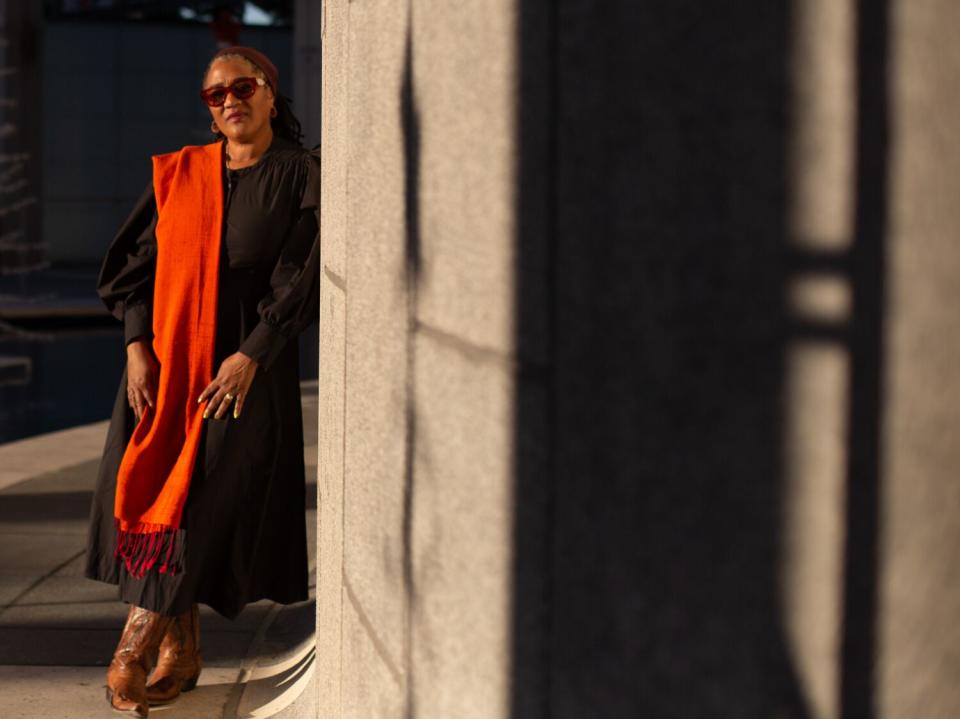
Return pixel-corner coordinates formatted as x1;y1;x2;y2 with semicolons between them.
225;392;233;400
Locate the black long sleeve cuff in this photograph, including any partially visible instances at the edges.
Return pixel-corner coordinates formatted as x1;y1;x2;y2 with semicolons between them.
123;302;152;346
238;318;288;372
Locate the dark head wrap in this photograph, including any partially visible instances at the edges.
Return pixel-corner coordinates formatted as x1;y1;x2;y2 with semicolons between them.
210;45;280;94
207;44;304;147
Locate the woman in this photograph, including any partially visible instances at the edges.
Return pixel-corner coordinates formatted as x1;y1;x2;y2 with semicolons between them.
84;46;320;717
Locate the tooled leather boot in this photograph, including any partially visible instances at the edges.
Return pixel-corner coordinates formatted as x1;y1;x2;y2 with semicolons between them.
105;604;174;718
145;603;202;705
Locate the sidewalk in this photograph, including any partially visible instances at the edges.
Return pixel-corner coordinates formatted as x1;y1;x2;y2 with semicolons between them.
0;382;318;718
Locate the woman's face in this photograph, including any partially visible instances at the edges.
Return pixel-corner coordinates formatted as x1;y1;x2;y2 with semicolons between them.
204;57;275;142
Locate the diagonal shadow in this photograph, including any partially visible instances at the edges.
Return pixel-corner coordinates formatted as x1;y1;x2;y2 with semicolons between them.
400;15;422;719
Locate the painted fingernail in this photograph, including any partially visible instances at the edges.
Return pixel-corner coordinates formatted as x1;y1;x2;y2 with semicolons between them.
202;410;209;419
233;407;239;419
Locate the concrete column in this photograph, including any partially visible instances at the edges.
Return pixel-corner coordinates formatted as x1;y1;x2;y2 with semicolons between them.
317;0;522;715
316;1;348;715
877;1;960;715
315;1;960;716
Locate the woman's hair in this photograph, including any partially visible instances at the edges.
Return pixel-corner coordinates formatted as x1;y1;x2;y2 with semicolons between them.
203;52;304;147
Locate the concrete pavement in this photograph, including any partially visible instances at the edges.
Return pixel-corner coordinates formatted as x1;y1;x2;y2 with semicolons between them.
0;381;318;718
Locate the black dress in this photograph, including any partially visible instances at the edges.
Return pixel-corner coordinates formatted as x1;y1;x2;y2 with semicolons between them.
84;134;320;621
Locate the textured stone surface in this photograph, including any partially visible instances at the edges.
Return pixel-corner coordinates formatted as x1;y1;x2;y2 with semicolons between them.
877;1;960;716
316;1;350;715
411;2;523;357
408;334;516;717
341;584;405;719
340;0;410;704
317;1;526;715
316;1;960;717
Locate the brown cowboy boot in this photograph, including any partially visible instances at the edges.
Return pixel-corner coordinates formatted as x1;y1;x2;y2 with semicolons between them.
145;603;202;705
105;604;174;718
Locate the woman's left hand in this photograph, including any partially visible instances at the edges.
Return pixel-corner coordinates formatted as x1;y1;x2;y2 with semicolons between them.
197;351;259;420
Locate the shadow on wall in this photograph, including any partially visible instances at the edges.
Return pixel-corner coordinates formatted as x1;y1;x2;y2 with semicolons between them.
400;24;421;719
510;2;889;718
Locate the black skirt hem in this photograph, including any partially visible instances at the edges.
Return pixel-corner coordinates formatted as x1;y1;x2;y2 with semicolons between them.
83;564;309;622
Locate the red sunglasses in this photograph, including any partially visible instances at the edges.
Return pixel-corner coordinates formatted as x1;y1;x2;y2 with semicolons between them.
200;76;267;107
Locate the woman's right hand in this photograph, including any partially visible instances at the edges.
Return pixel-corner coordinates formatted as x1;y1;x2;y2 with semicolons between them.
126;338;159;422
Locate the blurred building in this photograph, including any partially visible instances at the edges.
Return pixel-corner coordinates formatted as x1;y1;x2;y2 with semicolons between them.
0;0;320;443
0;2;43;274
41;1;297;265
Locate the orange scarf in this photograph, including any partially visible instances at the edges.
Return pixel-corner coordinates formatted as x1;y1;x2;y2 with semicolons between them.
114;141;224;578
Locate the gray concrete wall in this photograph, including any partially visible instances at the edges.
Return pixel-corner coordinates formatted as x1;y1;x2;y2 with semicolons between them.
317;2;520;715
877;1;960;715
316;1;960;717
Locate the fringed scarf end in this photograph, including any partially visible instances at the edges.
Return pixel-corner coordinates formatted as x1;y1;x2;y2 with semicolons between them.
113;519;185;578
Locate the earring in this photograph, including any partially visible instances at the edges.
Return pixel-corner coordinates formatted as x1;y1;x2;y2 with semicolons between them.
270;106;278;118
210;121;219;134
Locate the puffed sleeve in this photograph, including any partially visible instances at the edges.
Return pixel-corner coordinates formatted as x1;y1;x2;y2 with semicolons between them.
95;181;157;347
237;150;320;372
